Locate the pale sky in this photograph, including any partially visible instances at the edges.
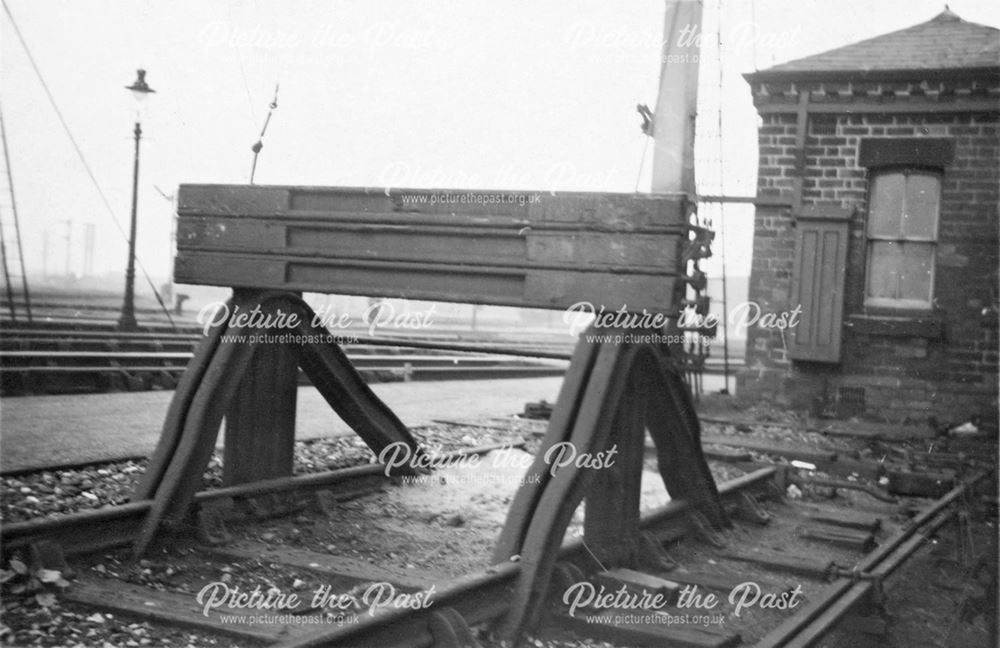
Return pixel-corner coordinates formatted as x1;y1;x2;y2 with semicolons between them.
2;0;997;287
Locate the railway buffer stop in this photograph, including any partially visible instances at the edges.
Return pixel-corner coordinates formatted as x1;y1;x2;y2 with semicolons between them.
131;183;727;642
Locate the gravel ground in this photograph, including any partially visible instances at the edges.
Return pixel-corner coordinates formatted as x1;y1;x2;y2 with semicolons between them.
0;423;528;524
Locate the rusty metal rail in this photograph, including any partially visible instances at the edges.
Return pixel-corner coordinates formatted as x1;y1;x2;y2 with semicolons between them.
276;468;776;648
3;463;981;647
0;348;568;396
0;442;518;556
754;471;987;648
2;466;775;648
4;465;775;648
0;327;573;356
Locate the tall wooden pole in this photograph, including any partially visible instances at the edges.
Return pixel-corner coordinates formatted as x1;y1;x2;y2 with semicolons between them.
651;0;703;195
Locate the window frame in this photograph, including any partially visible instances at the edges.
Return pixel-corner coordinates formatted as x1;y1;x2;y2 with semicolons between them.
863;166;941;311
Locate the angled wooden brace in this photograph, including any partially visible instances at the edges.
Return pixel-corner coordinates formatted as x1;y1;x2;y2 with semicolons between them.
643;349;727;528
492;333;603;562
132;291;421;557
494;339;635;639
133;298;232;501
491;327;727;643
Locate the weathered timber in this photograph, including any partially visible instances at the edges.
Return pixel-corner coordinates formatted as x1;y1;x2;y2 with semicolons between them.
64;574;315;644
701;446;754;462
144;176;724;647
701;435;839;464
132;293;422;558
493;326;727;642
718;550;835;579
668;570;792;596
174;185;691;312
492;334;603;561
804;509;882;533
553;609;741;648
887;469;955;498
224;290;299;486
592;568;682;605
799;525;876;552
273;469;776;648
206;544;446;592
134;310;229;500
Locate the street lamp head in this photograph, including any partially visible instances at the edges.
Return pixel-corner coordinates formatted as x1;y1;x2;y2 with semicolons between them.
125;69;156;102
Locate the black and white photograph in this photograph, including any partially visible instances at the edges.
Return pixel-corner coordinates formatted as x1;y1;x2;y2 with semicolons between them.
0;1;997;646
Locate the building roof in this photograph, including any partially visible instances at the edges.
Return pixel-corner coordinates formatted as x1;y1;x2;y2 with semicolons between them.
747;9;999;81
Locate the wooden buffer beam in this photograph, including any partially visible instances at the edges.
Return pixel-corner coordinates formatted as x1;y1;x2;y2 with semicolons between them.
132;184;724;642
172;185;697;310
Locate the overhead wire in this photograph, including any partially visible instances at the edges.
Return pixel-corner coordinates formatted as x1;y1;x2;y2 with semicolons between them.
242;0;283;185
715;0;731;393
230;0;259;128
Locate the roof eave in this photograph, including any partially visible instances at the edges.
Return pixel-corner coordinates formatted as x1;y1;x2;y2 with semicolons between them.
743;65;1000;85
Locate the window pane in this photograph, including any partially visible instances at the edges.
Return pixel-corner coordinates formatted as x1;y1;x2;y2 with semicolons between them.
869;173;904;237
903;174;939;239
897;242;933;301
867;241;903;299
867;241;933;303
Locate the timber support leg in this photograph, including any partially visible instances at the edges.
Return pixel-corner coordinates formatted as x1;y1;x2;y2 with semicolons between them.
132;291;421;558
223;289;300;486
492;325;727;643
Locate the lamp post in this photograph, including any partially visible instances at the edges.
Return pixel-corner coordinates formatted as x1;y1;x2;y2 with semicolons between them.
118;69;155;331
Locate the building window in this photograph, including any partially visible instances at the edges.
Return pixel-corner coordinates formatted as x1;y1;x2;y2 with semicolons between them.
865;170;939;309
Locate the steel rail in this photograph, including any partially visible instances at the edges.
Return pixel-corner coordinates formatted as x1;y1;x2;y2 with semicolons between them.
778;508;958;648
0;329;572;360
754;471;986;648
0;351;554;363
343;334;574;360
0;328;201;341
789;475;898;504
0;330;740;368
0;442;522;555
2;465;777;647
0;354;568;391
0;326;741;369
278;467;778;648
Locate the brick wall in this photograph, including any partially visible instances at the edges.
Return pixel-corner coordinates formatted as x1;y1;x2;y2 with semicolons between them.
739;91;999;424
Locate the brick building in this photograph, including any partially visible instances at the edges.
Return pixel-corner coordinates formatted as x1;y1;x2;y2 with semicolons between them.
737;9;999;424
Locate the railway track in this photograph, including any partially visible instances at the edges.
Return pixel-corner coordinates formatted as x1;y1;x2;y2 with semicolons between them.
0;325;740;396
0;423;991;648
0;348;568;396
0;325;574;395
